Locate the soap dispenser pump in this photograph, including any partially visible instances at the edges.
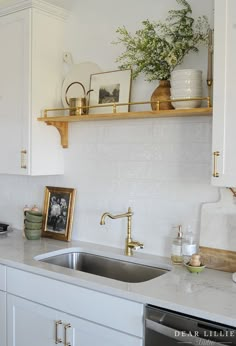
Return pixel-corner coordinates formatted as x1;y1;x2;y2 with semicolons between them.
171;225;183;264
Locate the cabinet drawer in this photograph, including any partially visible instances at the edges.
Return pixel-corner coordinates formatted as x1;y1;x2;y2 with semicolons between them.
0;265;6;291
7;267;144;337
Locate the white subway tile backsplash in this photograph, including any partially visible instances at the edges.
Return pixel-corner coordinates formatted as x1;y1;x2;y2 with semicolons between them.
118;161;153;180
152;117;212;143
0;115;218;257
69;115;217;256
97;142;157;161
156;142;211;164
70;122;106;143
103;120;153;143
151;163;210;183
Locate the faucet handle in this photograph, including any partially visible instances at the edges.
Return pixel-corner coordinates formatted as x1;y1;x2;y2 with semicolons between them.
134;243;144;250
128;241;144;250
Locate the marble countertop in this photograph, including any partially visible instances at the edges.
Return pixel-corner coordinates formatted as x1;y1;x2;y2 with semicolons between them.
1;230;236;327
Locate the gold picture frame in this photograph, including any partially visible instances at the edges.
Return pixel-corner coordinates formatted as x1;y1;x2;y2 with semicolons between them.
42;186;76;241
88;69;132;114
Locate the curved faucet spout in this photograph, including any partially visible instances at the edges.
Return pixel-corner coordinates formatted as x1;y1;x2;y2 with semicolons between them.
100;212;114;225
100;207;133;225
99;207;143;256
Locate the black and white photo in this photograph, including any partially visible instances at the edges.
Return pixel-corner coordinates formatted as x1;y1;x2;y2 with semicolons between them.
42;186;76;241
99;83;120;104
89;69;132;114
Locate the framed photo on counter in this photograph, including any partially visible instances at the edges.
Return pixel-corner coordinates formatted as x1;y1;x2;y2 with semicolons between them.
42;186;76;241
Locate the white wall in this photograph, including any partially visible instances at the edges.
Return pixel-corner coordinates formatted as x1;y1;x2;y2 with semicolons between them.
0;0;219;257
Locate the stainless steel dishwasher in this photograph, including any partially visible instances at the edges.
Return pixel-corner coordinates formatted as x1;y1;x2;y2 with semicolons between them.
145;305;236;346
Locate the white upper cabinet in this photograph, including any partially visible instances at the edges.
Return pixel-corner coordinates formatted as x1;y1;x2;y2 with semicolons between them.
0;0;66;175
212;0;236;186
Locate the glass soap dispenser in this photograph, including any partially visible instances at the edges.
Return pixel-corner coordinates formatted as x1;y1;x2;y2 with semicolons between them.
171;225;183;264
182;225;197;262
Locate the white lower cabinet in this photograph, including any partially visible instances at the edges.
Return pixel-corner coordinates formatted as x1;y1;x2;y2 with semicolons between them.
6;268;144;346
0;265;6;346
7;294;142;346
0;291;6;346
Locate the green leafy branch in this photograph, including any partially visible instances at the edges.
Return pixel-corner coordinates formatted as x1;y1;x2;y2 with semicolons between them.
113;0;209;81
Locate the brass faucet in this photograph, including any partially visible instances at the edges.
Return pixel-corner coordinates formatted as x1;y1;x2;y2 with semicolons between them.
100;207;144;256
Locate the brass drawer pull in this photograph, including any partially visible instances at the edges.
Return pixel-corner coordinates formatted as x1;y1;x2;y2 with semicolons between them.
20;149;27;169
213;151;220;177
55;320;62;344
64;323;71;346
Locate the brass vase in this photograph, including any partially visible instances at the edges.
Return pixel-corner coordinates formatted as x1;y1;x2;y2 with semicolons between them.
151;80;173;111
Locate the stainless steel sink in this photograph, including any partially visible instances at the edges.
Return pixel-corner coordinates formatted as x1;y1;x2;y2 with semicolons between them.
39;252;169;283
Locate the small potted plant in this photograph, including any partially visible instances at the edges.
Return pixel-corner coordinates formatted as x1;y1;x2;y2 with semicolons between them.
113;0;210;110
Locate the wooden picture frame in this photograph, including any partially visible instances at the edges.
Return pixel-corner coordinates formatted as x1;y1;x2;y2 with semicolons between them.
88;69;132;114
42;186;76;241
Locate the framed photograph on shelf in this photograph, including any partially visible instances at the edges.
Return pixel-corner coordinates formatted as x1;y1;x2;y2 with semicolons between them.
88;69;132;114
42;186;76;241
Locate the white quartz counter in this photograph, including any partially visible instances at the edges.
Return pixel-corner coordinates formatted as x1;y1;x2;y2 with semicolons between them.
1;230;236;327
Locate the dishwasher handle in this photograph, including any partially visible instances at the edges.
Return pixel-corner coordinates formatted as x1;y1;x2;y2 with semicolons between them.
146;319;226;346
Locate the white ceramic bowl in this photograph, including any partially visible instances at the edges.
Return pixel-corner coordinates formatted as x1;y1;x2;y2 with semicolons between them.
171;69;202;81
170;88;202;98
171;79;202;89
171;97;202;109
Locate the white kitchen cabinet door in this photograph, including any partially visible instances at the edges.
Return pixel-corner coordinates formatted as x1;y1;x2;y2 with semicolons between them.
0;10;29;175
0;291;6;346
0;2;65;175
212;0;236;186
7;295;142;346
7;294;61;346
72;317;143;346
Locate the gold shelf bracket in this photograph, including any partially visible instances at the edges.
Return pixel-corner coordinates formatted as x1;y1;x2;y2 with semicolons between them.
228;187;236;198
46;121;68;148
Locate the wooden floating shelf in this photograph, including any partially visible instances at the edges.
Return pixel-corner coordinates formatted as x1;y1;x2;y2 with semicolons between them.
38;107;213;148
